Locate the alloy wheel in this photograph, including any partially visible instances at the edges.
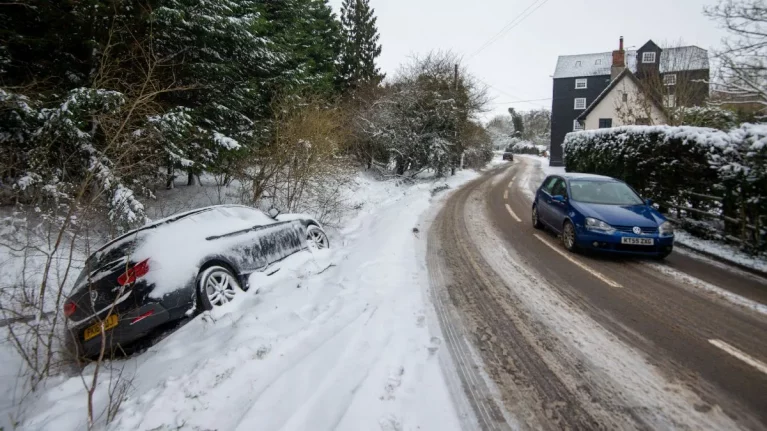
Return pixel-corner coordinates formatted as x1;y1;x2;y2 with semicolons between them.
564;223;575;250
204;269;238;306
307;227;329;250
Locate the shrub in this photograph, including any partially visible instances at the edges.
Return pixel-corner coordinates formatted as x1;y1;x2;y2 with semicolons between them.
508;141;547;156
673;106;737;130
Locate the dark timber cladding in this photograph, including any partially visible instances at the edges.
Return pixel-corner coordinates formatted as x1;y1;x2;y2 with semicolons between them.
550;76;610;166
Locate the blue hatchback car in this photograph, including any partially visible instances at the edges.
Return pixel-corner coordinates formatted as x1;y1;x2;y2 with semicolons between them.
532;173;674;258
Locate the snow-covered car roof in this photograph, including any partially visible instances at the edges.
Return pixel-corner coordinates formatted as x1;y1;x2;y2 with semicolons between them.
94;205;277;255
553;46;708;79
558;173;616;181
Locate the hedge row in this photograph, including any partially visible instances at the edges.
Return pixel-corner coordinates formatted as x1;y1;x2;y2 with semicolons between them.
507;141;547;155
563;124;767;248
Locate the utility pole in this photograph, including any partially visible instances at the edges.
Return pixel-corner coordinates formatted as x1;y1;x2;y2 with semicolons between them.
452;63;459;176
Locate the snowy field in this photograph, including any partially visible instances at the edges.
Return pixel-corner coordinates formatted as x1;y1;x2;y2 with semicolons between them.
0;164;496;430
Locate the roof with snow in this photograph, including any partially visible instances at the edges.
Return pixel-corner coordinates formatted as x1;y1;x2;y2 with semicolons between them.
553;46;709;79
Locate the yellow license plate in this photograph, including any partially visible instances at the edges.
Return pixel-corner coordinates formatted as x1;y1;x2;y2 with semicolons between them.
83;314;119;341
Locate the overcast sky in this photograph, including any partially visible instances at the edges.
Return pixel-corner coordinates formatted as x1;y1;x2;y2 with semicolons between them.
328;0;729;121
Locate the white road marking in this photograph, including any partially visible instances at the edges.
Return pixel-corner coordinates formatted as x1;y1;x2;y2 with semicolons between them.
533;234;623;288
505;203;522;222
507;177;515;189
503;189;508;200
709;339;767;376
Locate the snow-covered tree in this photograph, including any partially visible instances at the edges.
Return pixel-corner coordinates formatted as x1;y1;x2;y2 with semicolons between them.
355;52;488;176
705;0;767;116
338;0;384;90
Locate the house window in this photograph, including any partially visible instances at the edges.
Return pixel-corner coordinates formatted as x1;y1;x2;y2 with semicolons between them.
622;93;628;102
575;79;587;89
665;94;676;108
573;120;584;131
574;98;587;109
575;61;582;67
642;52;656;63
595;59;602;65
598;118;613;128
663;74;677;86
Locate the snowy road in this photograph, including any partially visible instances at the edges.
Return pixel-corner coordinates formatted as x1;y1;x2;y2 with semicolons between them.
427;158;767;430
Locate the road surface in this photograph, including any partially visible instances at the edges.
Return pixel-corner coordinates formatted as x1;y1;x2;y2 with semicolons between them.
427;157;767;430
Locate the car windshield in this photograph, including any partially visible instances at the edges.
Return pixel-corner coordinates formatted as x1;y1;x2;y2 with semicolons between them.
569;180;643;205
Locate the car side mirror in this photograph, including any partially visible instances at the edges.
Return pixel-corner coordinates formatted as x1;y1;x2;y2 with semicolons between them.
552;195;566;203
645;198;653;206
268;207;280;218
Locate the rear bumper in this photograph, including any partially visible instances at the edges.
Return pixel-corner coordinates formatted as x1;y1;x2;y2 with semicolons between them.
71;303;170;358
575;229;674;256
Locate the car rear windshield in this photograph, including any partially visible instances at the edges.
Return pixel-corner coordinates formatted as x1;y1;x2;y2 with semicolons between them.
569;180;643;205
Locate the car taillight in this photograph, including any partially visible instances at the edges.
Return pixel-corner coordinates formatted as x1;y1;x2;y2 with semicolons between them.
117;259;150;286
64;301;76;318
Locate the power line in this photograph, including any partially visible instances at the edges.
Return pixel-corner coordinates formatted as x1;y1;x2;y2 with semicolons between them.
468;0;553;60
487;97;553;105
477;77;548;108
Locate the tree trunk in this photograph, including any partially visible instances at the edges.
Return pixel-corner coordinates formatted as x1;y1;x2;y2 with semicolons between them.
187;171;195;186
165;165;175;190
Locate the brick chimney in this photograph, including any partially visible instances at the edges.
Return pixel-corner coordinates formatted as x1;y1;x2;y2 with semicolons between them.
611;36;626;80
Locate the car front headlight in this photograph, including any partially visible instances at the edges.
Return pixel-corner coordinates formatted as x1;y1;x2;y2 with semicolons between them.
585;217;615;234
658;221;674;237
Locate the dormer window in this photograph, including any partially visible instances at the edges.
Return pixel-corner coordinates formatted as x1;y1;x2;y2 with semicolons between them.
642;52;656;63
575;78;587;89
575;61;582;67
595;59;602;65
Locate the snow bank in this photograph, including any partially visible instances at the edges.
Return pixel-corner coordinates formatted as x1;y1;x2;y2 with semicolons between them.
6;169;483;431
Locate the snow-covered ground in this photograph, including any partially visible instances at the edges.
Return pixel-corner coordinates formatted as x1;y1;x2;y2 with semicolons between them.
1;165;492;430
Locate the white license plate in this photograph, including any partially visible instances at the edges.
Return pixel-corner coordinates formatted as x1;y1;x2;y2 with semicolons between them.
621;237;654;246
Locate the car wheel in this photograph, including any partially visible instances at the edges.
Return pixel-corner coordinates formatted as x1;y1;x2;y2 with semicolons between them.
532;205;543;229
562;221;578;252
197;265;242;311
306;225;330;250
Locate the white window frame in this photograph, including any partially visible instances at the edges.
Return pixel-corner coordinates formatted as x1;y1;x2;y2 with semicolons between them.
663;74;677;86
642;52;656;63
575;60;582;67
595;59;602;65
575;78;587;89
665;94;676;108
573;120;584;131
574;98;587;110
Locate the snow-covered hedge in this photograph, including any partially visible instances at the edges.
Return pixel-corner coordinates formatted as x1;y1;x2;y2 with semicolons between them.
673;106;737;130
507;141;547;155
564;124;767;249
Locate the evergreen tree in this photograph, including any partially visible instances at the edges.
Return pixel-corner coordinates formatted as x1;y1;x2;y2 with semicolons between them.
508;108;525;138
339;0;383;90
259;0;342;95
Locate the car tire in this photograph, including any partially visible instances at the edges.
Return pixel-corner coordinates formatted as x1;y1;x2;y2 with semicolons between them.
306;225;330;250
197;265;243;311
532;205;543;229
562;221;578;252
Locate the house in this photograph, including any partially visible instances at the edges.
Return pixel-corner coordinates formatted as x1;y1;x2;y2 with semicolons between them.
549;37;710;166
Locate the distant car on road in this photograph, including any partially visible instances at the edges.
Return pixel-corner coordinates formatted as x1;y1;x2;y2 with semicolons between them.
503;146;514;161
532;174;674;258
64;205;329;358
